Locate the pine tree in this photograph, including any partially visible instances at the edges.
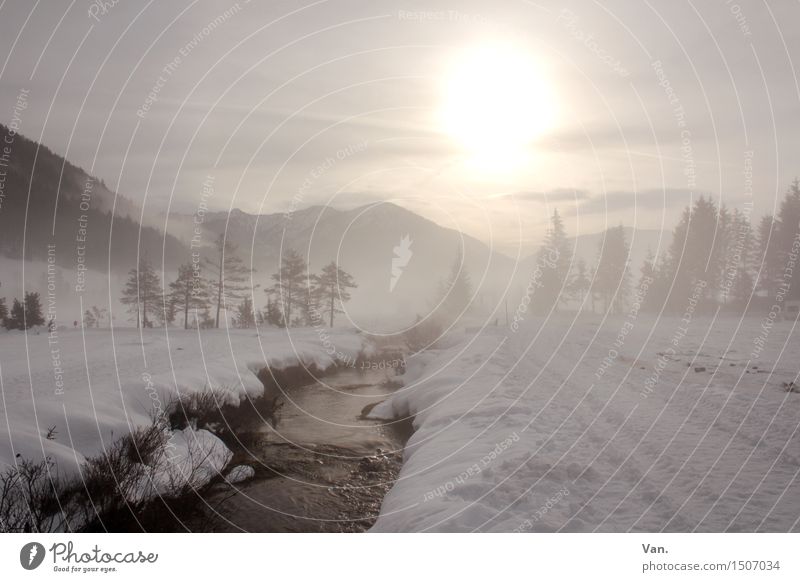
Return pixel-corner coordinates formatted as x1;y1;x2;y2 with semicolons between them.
592;226;631;314
312;261;358;328
0;296;7;325
120;258;163;328
270;250;308;327
639;249;665;312
569;258;591;309
91;306;107;328
235;296;256;328
722;208;756;307
714;204;733;299
5;298;24;330
756;214;780;300
536;209;572;312
663;197;720;310
264;293;285;327
159;297;177;327
83;309;96;328
23;291;45;328
775;179;800;300
169;263;211;330
435;250;473;322
198;306;215;329
206;234;255;328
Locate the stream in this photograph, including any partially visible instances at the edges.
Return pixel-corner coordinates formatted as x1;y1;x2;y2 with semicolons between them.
201;367;410;532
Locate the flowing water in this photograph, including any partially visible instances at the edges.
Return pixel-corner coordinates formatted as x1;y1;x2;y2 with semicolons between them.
203;367;410;532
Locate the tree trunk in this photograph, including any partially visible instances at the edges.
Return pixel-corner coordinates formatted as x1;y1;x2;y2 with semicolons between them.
329;283;335;328
215;255;223;328
184;289;190;330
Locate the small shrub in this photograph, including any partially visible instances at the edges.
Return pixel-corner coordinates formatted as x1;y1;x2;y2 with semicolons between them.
402;315;443;354
0;458;75;532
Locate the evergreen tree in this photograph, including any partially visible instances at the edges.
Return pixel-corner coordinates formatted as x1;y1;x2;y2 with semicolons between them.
592;226;631;314
169;263;211;330
5;298;24;330
0;282;6;324
756;214;780;300
568;258;591;309
120;258;163;328
198;306;215;329
206;234;255;328
536;209;572;312
270;250;308;327
90;306;107;328
83;309;96;328
722;208;756;307
235;296;256;328
775;179;800;300
23;291;45;328
263;293;285;327
639;249;664;312
437;250;472;320
158;297;177;327
714;204;733;298
663;197;720;310
312;261;358;328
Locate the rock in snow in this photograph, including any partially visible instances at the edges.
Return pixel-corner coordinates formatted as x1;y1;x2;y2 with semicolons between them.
226;465;256;483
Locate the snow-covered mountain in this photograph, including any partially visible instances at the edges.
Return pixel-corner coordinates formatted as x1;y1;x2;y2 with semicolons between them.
0;125;673;327
0;124;188;272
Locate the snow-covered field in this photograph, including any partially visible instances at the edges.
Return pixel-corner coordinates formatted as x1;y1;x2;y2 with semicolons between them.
4;313;798;532
370;314;800;532
0;326;365;475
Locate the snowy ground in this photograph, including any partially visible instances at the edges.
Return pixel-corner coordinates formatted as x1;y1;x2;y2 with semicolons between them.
370;313;800;532
0;326;365;475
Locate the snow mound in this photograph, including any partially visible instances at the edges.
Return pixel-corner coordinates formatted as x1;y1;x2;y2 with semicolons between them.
226;465;256;483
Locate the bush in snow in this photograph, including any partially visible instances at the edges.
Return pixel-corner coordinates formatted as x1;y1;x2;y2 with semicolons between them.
402;315;443;354
1;420;233;532
0;457;76;533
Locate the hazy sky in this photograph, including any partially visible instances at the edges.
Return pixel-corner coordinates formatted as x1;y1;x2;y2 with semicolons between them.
2;0;799;254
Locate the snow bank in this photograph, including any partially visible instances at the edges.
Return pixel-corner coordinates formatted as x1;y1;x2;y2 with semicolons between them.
371;316;800;532
0;327;366;477
129;428;232;502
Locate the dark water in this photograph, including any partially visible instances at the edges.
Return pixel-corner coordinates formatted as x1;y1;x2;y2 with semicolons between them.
263;367;404;454
203;367;409;532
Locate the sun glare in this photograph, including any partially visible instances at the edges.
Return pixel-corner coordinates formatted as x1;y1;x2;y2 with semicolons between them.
439;43;557;174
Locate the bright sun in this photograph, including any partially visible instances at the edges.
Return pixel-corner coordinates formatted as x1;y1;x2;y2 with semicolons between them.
439;43;557;174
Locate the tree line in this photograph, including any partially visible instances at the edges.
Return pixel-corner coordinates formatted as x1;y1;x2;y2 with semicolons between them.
529;180;800;315
0;285;45;330
119;234;358;330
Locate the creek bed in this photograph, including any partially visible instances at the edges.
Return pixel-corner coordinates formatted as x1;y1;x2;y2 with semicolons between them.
201;367;410;532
